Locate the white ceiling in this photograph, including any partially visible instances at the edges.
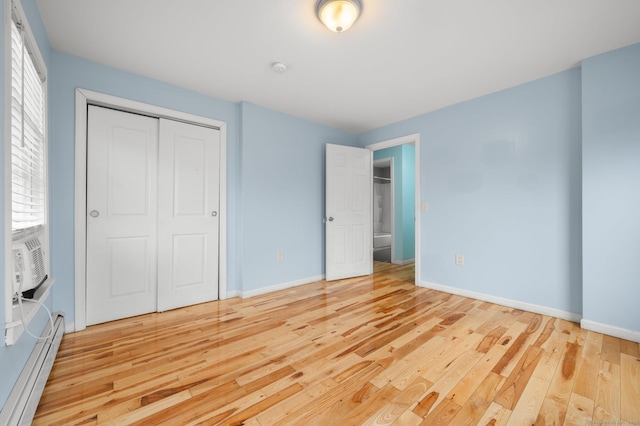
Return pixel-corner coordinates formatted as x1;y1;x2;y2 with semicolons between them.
36;0;640;133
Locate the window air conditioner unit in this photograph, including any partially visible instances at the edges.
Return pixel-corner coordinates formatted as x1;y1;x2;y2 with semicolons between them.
12;230;48;300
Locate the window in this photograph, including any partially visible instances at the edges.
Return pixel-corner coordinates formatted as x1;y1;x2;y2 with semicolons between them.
10;4;47;238
5;0;51;346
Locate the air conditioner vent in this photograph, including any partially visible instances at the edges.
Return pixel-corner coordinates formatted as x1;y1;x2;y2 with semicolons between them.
25;237;42;251
31;247;45;285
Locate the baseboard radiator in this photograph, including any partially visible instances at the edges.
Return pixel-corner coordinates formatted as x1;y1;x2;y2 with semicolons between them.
0;312;65;426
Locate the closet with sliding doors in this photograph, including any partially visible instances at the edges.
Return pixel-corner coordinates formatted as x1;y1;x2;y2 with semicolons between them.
85;105;220;325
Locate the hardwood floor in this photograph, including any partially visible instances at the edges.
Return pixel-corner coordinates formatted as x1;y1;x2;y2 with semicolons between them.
34;262;640;425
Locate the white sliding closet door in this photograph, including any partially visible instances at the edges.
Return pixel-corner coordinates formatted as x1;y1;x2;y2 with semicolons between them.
157;119;220;311
86;106;159;325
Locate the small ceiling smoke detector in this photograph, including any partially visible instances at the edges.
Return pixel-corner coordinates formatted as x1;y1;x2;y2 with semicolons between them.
271;61;288;74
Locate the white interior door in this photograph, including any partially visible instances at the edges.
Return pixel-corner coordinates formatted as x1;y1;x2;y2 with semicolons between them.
325;143;372;281
86;106;159;325
157;119;220;311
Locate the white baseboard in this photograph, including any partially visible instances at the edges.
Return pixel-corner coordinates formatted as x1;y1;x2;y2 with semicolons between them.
392;258;415;266
241;275;325;299
65;322;75;334
581;319;640;343
223;290;240;299
420;281;582;323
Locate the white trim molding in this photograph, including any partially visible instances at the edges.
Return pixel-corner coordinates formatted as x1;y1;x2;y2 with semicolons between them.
240;275;325;299
74;88;229;331
366;134;418;151
3;0;14;342
581;319;640;343
420;280;582;323
225;290;240;299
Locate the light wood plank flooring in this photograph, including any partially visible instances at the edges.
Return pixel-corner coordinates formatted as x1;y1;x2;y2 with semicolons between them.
34;262;640;425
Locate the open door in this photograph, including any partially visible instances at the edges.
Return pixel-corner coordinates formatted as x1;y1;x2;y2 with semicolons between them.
325;144;372;281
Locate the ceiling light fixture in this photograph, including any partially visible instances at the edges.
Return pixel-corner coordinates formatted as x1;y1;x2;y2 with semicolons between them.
316;0;362;33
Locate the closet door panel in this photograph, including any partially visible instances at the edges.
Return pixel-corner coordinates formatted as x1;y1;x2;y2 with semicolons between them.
158;119;220;311
86;106;158;325
173;138;207;215
172;234;206;288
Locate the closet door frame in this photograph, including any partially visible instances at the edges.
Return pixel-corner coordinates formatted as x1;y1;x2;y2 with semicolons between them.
73;88;228;332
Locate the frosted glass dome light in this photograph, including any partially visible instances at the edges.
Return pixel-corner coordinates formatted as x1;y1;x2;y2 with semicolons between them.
316;0;362;33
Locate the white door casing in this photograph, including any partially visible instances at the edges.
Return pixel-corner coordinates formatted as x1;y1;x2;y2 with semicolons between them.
325;144;372;281
86;106;159;325
366;133;421;283
75;89;228;332
157;119;220;311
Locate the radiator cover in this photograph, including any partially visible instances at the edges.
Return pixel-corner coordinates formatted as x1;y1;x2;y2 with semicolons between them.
0;312;64;425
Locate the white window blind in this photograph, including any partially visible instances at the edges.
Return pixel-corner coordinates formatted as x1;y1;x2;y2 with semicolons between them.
11;14;46;235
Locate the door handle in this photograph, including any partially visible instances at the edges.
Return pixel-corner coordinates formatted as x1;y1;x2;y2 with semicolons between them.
89;210;100;218
328;217;334;222
211;211;218;217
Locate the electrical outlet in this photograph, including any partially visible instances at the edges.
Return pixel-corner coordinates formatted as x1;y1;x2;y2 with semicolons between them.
277;251;284;262
455;254;464;266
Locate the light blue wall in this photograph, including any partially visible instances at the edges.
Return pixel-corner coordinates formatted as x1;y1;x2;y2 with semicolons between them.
240;102;357;292
582;43;640;332
0;0;54;408
49;52;240;320
360;69;583;315
373;145;415;262
401;144;415;260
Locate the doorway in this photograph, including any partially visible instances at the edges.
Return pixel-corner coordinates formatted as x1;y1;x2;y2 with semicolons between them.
367;134;420;282
373;158;393;263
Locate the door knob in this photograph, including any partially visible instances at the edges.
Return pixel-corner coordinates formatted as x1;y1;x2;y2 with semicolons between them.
328;217;334;222
211;211;218;217
89;210;100;218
